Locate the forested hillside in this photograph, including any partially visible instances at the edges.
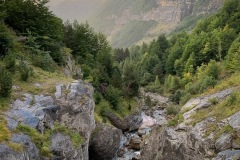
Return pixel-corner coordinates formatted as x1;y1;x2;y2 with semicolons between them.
112;0;240;119
0;0;240;159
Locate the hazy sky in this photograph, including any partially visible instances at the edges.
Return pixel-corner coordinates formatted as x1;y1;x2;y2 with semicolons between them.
47;0;106;22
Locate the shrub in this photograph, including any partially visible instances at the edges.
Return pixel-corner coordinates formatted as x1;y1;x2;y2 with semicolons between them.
166;104;180;115
18;61;33;81
180;93;192;105
0;23;13;57
145;95;152;107
4;52;16;72
169;89;182;104
0;67;12;97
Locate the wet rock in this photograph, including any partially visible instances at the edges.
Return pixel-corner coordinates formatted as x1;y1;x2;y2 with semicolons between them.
89;123;122;160
213;150;240;160
124;112;143;131
11;134;39;160
117;148;127;157
138;127;151;137
127;137;142;150
215;133;232;152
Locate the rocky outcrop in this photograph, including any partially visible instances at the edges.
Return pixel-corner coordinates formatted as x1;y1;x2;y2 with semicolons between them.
55;80;95;160
89;123;122;160
181;88;233;123
140;89;240;160
213;150;240;160
4;80;95;160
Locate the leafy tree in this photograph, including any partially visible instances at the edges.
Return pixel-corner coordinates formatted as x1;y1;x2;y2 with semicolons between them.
122;61;139;97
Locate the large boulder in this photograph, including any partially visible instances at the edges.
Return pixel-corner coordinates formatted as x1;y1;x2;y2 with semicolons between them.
89;123;122;160
55;80;96;160
105;112;128;131
124;112;143;131
5;80;95;160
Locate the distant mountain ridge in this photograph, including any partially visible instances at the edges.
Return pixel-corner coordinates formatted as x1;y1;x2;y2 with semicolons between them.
88;0;224;48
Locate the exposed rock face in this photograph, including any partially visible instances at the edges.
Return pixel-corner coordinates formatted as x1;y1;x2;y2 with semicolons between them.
55;80;96;160
228;111;240;132
4;80;95;160
50;133;84;159
0;144;28;160
213;150;240;160
105;112;128;131
11;134;39;160
181;88;233;123
0;134;39;160
215;133;232;152
140;89;240;160
89;123;122;160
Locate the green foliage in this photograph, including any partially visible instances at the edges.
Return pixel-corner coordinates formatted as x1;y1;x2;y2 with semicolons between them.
0;22;13;57
104;86;122;110
0;67;12;97
166;104;180;116
2;0;63;41
145;96;152;108
18;61;33;81
4;52;16;72
16;124;52;157
122;61;139;97
225;35;240;72
0;118;11;143
53;122;83;148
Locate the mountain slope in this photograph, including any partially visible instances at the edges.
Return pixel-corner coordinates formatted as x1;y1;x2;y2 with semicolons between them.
88;0;224;48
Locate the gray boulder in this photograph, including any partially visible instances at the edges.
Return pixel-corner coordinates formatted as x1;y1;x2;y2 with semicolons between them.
105;112;128;131
89;123;122;160
229;111;240;132
50;133;76;159
213;150;240;160
124;112;143;131
215;133;232;152
55;80;96;160
0;144;28;160
11;134;39;160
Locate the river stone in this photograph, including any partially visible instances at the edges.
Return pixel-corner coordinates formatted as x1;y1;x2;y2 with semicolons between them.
89;123;122;160
124;112;143;131
11;134;39;160
229;111;240;132
127;137;142;150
